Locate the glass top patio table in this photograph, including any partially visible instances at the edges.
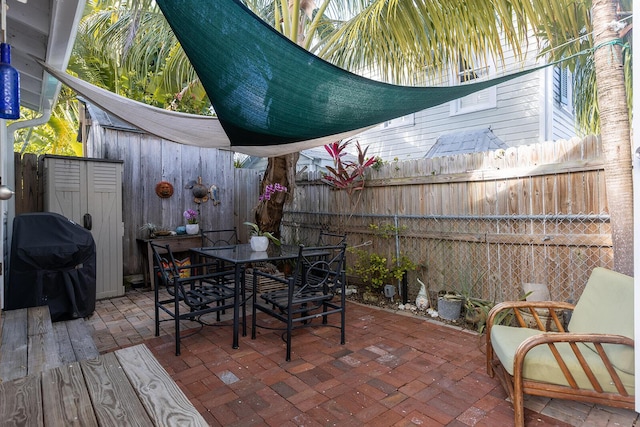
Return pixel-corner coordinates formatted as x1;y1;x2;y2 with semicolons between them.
190;244;318;349
191;243;303;264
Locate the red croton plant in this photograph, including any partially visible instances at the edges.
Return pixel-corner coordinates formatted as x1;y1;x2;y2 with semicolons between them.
323;139;376;198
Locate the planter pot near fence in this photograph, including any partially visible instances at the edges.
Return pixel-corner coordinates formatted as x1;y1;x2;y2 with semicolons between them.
438;296;463;321
186;223;199;235
250;235;269;251
517;308;562;331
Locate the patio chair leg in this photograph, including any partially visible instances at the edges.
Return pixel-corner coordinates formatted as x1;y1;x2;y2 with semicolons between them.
251;285;257;340
175;296;181;356
154;285;160;337
340;306;345;345
286;315;293;361
513;371;525;426
154;304;160;337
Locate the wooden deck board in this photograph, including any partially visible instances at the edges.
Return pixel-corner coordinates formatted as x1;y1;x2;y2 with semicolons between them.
52;321;77;364
66;318;100;361
0;307;205;426
0;344;205;427
42;362;98;426
1;307;99;382
0;309;28;381
80;352;154;426
28;326;62;375
0;374;43;426
115;344;208;426
27;306;52;337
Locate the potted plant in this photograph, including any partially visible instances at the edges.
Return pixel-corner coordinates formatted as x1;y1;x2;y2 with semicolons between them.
437;291;464;321
183;208;199;234
439;269;489;322
463;297;494;332
244;221;280;250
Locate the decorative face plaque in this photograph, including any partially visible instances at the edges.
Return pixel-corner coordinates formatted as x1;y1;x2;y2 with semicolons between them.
155;181;174;198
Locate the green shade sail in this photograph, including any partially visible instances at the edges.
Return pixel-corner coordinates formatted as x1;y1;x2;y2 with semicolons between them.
155;0;547;148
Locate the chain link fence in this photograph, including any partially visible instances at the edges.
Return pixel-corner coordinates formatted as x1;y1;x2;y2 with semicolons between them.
283;211;612;306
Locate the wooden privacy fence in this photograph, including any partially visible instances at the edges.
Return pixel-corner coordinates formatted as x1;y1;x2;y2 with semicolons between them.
14;152;43;215
13;150;261;279
283;136;612;304
14;135;611;304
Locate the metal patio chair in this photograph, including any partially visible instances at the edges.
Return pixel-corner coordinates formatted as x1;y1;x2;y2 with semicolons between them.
251;243;347;361
151;242;237;355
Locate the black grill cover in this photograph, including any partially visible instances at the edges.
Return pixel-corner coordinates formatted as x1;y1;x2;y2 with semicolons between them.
6;212;97;321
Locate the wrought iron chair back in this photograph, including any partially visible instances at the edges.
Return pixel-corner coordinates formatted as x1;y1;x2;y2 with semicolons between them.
251;243;348;361
292;243;346;300
316;230;347;246
200;227;239;247
150;241;236;355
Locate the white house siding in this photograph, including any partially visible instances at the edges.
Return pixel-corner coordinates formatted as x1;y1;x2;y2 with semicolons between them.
355;68;544;161
552;108;576;140
352;29;580;162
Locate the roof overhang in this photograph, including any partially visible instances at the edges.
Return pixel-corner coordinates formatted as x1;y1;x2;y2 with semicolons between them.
7;0;85;113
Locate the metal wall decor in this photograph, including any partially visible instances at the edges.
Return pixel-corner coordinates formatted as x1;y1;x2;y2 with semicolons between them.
209;184;220;205
185;177;221;205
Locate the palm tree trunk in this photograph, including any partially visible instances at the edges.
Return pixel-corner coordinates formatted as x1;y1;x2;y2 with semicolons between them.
591;0;633;275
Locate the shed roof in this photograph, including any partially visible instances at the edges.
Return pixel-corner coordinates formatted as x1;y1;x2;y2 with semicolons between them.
425;128;507;158
83;100;145;133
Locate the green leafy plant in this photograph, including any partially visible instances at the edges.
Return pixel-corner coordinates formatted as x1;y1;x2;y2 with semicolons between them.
243;222;281;246
370;156;385;171
348;249;416;293
369;223;408;239
463;297;494;333
390;254;417;281
348;249;390;292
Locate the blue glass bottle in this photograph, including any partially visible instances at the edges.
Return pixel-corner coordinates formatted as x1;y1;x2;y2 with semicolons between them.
0;43;19;119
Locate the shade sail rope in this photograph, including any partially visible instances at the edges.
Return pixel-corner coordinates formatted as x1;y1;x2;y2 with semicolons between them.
45;0;590;156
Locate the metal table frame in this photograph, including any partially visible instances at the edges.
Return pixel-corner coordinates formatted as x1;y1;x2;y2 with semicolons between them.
190;244;306;349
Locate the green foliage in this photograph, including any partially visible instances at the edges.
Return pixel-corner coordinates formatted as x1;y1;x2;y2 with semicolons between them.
348;249;389;292
243;221;281;245
14;99;82;156
368;223;407;239
348;222;417;292
348;248;416;293
463;297;494;333
389;254;417;281
71;2;213;115
370;157;385;171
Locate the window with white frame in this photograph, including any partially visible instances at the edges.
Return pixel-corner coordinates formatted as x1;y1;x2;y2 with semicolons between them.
554;66;573;111
380;113;415;129
450;57;497;115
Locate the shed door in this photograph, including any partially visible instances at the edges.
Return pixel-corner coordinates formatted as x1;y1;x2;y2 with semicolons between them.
45;157;124;299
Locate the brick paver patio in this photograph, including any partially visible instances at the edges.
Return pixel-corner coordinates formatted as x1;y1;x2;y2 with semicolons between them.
86;289;638;426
